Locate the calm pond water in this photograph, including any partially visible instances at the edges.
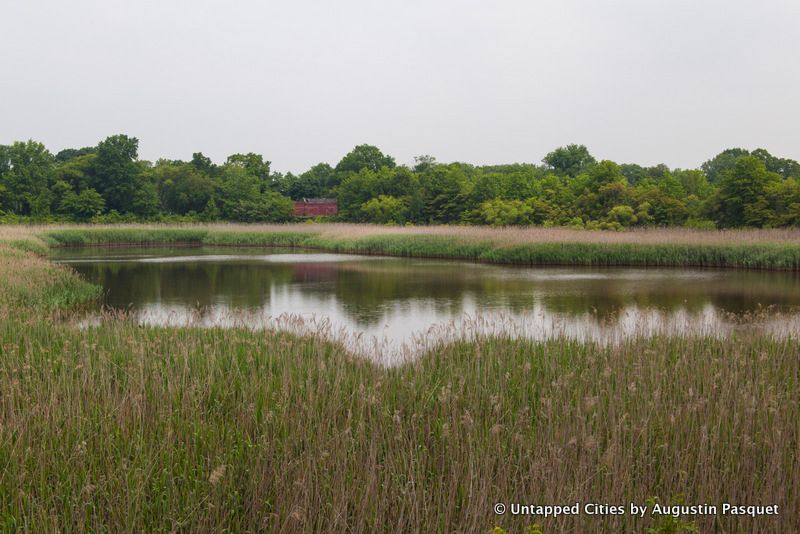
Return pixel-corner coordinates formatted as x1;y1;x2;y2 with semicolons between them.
53;246;800;360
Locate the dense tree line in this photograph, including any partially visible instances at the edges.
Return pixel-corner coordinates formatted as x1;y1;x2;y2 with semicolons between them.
1;135;798;228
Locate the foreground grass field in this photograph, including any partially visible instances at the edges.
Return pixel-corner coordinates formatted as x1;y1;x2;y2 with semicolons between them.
0;225;798;532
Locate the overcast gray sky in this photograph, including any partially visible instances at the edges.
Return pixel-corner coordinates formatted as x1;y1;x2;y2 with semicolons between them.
2;0;798;173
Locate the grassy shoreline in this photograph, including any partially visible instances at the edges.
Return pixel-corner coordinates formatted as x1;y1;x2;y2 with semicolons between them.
1;224;799;532
1;316;797;532
33;223;800;270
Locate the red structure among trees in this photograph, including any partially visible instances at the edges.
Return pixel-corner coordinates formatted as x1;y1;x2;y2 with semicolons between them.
292;198;338;217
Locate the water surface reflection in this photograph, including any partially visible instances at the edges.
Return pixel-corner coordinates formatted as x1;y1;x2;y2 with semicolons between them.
53;246;800;360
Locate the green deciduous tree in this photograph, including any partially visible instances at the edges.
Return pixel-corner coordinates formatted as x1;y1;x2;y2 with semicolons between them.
54;146;95;163
91;134;141;213
59;188;105;220
476;198;534;226
0;141;55;216
191;152;216;176
419;164;468;223
200;198;221;221
230;192;294;222
765;178;800;227
751;148;800;179
712;156;780;227
55;154;96;193
131;178;160;217
675;169;712;198
701;148;750;183
226;153;272;191
607;204;637;226
218;166;262;219
413;155;437;173
278;163;337;199
543;144;596;177
2;134;800;229
360;195;409;224
335;144;395;175
154;162;217;214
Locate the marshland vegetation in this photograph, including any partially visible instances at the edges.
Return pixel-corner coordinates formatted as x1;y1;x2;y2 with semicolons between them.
0;225;798;532
39;223;800;270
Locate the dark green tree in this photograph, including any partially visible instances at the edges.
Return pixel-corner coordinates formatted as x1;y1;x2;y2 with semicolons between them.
59;188;105;220
55;146;95;163
131;178;160;217
765;178;800;227
218;166;261;219
751;148;800;179
543;144;596;177
419;164;468;223
154;162;217;214
55;154;96;193
191;152;216;175
0;141;55;215
226;153;271;191
91;135;141;213
413;155;437;173
701;148;750;183
278;163;337;199
199;197;221;221
335;144;396;175
712;156;780;227
336;169;380;221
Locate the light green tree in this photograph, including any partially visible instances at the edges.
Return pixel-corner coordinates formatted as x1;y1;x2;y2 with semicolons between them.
359;195;409;224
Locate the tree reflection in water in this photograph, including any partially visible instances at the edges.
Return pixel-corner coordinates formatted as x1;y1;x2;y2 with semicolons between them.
55;246;800;360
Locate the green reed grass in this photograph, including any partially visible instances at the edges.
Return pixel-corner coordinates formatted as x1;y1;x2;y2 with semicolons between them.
0;316;796;533
40;226;800;270
484;241;800;269
40;227;213;246
0;246;101;312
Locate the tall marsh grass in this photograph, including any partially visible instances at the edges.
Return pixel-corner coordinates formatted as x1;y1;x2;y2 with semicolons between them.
0;244;101;312
29;223;800;270
0;316;796;532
